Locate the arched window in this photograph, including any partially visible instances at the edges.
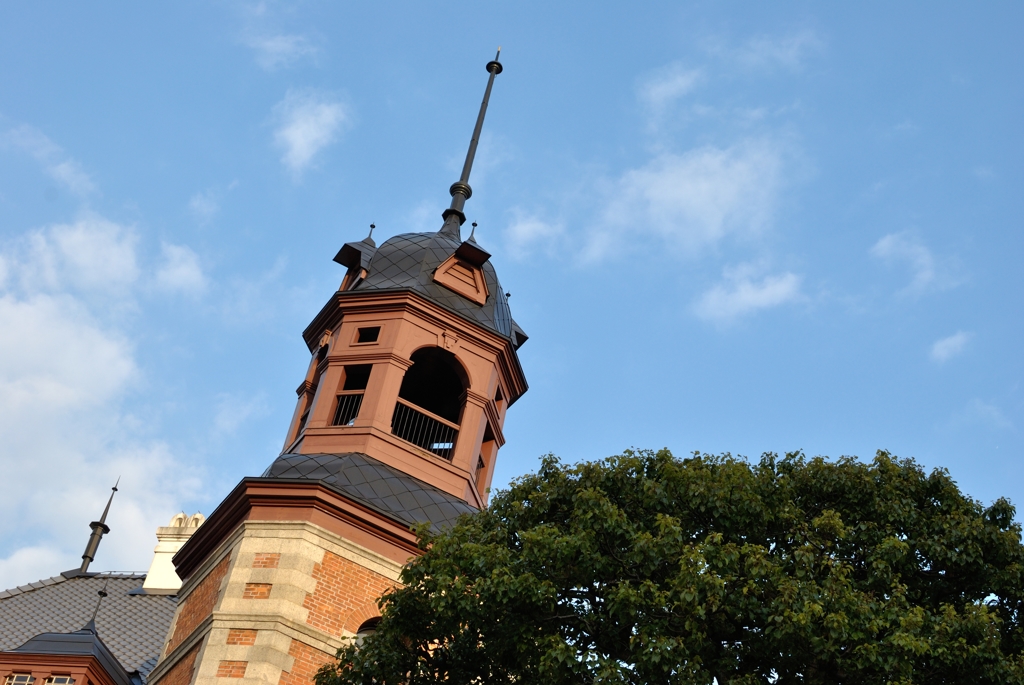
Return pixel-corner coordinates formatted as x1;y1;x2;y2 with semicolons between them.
355;617;381;647
392;347;468;460
397;347;466;423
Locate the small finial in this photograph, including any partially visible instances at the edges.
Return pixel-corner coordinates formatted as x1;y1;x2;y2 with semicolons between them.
88;578;110;626
469;222;478;242
505;292;511;298
368;223;375;238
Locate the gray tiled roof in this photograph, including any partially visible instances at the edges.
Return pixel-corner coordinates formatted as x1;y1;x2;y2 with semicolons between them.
351;230;518;341
0;573;175;682
262;452;478;533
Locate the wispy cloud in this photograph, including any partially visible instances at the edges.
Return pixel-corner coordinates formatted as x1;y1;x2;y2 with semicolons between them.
155;243;207;296
244;33;319;70
720;30;824;71
639;63;703;112
951;398;1013;431
213;391;269;436
2;125;95;196
272;89;349;177
871;231;960;297
587;139;786;261
12;215;140;297
504;212;564;260
693;263;802;323
930;331;972;363
189;191;219;224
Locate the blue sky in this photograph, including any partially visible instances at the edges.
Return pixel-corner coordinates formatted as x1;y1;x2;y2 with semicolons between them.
0;2;1021;589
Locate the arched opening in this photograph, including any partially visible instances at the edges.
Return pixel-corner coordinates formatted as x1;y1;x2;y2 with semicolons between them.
397;347;467;423
392;347;468;460
355;617;381;648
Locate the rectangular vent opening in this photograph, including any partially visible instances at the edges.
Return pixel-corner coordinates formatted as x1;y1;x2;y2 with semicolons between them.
356;326;380;343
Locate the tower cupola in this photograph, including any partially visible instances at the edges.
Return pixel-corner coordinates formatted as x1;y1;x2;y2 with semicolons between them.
272;49;527;508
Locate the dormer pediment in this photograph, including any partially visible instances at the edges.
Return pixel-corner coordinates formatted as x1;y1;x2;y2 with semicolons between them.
432;253;489;306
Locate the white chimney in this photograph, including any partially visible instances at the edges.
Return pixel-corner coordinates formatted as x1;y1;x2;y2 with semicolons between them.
142;512;205;593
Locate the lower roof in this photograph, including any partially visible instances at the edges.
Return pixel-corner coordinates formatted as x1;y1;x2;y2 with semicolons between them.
0;573;175;682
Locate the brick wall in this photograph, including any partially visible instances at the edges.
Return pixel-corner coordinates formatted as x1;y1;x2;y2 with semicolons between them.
243;583;273;600
278;640;333;685
226;629;258;646
167;555;231;653
216;661;248;678
252;553;281;568
303;550;393;637
161;641;200;685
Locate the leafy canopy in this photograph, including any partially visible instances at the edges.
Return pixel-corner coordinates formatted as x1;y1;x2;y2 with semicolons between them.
315;450;1024;684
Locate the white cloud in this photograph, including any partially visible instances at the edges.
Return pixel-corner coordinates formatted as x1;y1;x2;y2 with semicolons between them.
0;223;198;591
272;89;349;176
589;139;785;261
639;63;703;111
930;331;972;363
245;33;319;70
730;30;823;71
6;215;139;297
189;191;219;223
2;125;95;196
951;399;1013;431
213;392;270;436
693;263;802;323
504;213;564;260
870;231;959;297
155;243;206;295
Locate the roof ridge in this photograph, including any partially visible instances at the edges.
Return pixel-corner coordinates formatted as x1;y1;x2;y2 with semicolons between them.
0;572;147;600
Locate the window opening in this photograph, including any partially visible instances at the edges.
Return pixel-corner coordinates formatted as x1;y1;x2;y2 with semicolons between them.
392;347;467;460
334;365;371;426
343;364;372;391
6;676;34;685
47;678;75;685
355;617;381;647
356;326;380;344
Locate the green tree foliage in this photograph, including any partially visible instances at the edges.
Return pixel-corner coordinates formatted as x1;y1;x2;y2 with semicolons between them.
315;450;1024;684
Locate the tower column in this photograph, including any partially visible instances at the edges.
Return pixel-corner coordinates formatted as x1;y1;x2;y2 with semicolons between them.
357;356;413;432
452;390;489;474
306;360;344;429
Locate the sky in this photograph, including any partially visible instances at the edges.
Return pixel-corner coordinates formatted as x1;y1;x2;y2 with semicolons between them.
0;2;1021;590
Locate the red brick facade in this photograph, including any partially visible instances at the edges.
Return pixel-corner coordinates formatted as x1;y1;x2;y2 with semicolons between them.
242;583;272;600
226;629;258;646
161;642;200;685
303;550;392;637
278;640;333;685
216;661;248;678
253;553;281;569
167;555;231;653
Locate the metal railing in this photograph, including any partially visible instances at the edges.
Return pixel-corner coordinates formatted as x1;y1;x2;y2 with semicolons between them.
391;398;459;461
333;392;364;426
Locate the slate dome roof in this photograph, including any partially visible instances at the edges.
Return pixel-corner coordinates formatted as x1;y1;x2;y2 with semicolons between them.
341;228;525;345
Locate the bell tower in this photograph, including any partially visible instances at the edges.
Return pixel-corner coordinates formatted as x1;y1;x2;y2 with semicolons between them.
149;51;528;685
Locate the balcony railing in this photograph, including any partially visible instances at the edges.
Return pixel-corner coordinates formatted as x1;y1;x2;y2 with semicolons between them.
332;391;364;426
391;398;459;461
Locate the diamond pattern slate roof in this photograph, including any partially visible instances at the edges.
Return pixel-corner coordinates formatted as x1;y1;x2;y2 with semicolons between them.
0;573;175;682
262;452;478;532
351;231;516;340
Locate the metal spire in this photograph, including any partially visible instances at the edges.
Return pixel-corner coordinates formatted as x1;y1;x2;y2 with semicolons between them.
79;479;119;574
440;48;504;237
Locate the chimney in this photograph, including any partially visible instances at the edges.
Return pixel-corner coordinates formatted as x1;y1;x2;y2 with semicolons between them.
141;513;205;593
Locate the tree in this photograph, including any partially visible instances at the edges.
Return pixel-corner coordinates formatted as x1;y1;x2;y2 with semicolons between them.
315;449;1024;684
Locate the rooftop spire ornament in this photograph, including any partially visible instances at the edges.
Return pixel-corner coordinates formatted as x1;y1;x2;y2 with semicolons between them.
77;479;119;574
440;48;503;236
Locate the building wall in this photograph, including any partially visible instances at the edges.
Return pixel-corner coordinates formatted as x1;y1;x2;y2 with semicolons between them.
150;520;402;685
